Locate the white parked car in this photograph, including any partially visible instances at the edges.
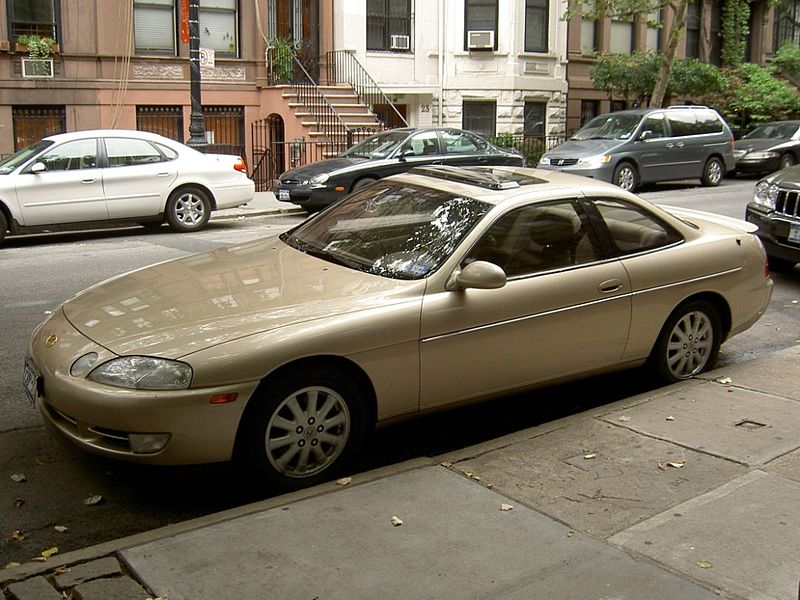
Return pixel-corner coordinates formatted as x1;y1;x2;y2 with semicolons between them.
0;129;255;246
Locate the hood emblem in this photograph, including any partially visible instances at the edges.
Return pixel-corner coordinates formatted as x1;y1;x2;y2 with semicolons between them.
45;335;58;347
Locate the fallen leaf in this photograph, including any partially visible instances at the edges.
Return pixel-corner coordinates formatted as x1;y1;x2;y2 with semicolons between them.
40;547;58;559
4;562;21;569
335;477;352;487
667;461;686;468
715;377;732;385
10;474;26;483
54;525;68;533
618;415;631;422
696;560;713;569
83;494;103;506
11;530;26;541
51;565;68;575
390;516;403;527
440;461;452;468
658;463;667;471
30;557;47;562
666;415;675;421
500;503;514;511
487;483;494;489
583;453;597;460
567;531;575;538
14;497;25;507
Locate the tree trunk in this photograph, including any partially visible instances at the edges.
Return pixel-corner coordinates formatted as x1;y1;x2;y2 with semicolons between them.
649;0;689;108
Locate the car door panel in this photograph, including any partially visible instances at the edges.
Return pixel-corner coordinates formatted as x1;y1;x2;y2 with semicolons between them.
15;138;106;226
101;137;178;219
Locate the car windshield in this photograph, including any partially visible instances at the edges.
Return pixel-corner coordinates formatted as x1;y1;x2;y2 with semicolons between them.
743;122;800;140
0;141;52;174
342;130;412;159
281;182;490;280
571;114;642;141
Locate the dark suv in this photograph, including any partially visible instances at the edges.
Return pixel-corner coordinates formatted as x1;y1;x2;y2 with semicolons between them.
746;166;800;271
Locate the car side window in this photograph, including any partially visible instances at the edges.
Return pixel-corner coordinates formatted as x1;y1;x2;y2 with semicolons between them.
666;110;697;137
442;130;485;155
464;201;603;278
591;198;682;255
400;131;439;157
104;138;164;168
642;114;667;139
37;139;98;172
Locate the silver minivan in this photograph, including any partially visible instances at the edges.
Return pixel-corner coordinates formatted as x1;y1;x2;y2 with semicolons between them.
538;106;735;192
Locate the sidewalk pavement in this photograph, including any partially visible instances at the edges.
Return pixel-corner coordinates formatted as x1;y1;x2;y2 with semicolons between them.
211;191;307;220
2;198;799;599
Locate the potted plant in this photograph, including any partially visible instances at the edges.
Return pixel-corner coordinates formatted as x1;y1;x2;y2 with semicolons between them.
17;34;56;77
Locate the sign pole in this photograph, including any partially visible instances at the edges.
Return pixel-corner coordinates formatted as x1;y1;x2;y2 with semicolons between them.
186;0;207;150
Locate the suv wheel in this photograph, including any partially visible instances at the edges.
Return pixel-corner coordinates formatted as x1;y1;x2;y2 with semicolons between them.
613;162;638;192
701;157;724;187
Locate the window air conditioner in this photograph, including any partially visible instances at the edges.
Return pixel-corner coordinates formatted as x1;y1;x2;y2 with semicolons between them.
22;57;53;78
390;34;410;50
467;30;494;50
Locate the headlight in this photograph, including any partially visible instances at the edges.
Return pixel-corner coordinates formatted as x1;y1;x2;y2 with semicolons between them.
577;154;611;168
305;173;330;185
754;181;779;209
747;151;780;160
538;156;550;166
88;356;192;390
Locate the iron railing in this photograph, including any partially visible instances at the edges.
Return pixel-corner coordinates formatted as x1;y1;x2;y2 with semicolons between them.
489;133;568;166
267;44;355;145
326;50;408;130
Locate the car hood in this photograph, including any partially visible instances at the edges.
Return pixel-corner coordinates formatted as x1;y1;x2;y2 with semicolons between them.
734;138;786;154
280;157;370;181
544;138;623;158
61;237;418;359
762;163;800;187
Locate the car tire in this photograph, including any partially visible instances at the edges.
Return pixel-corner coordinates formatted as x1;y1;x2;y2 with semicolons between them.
779;153;796;170
165;187;211;232
700;157;724;187
0;211;7;247
613;163;638;193
351;177;377;192
768;255;797;272
649;299;722;383
236;365;368;491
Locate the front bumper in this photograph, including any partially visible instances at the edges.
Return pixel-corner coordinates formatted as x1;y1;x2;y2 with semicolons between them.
734;156;781;175
537;164;613;183
745;204;800;263
275;183;346;211
27;309;258;465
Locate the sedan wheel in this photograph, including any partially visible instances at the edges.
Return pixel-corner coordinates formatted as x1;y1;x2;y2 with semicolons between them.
701;157;723;187
650;300;721;383
166;187;211;232
237;367;367;490
779;154;796;170
0;211;7;246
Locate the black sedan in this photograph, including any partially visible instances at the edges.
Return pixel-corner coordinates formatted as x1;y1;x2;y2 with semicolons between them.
275;127;524;211
734;121;800;175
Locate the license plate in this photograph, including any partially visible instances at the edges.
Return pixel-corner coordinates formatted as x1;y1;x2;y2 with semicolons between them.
23;358;41;407
278;189;290;202
789;223;800;244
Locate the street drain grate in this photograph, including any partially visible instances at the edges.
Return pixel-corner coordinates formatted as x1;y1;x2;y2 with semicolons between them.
734;419;768;431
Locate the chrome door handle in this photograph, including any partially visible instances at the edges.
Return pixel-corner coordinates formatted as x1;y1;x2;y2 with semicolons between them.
157;172;172;177
598;279;623;293
81;178;96;184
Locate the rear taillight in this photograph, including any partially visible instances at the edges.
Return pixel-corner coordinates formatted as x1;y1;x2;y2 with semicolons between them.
233;157;247;174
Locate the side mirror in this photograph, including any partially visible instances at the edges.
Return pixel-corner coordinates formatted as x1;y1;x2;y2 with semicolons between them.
29;162;46;174
639;130;654;141
398;148;415;160
446;260;507;291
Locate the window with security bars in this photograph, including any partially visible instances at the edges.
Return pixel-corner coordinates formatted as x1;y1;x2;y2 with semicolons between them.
462;101;496;138
524;102;546;137
464;0;498;51
7;0;59;41
775;0;800;48
200;0;239;56
367;0;412;52
203;105;245;157
134;0;176;55
12;106;65;150
137;106;184;141
524;0;548;53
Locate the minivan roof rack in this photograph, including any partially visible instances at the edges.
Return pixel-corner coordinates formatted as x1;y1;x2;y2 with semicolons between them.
408;165;545;190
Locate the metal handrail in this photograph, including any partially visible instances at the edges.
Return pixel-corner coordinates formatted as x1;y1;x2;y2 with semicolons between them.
267;45;353;147
326;50;409;130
